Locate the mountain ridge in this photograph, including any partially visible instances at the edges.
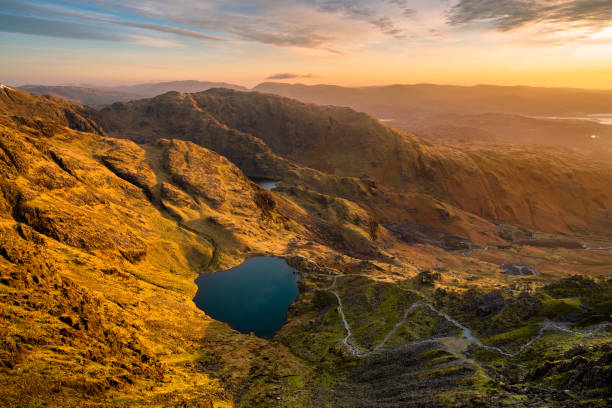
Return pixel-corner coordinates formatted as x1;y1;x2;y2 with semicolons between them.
97;88;612;237
18;80;249;108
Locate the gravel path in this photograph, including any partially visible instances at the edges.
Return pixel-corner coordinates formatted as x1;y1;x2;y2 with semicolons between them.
325;274;611;358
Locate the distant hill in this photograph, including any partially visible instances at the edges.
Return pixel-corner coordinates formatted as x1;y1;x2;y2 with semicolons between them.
19;80;248;108
108;80;248;97
253;82;612;162
253;82;612;117
19;85;141;108
404;112;612;162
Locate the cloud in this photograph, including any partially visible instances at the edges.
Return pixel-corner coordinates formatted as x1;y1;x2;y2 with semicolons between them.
266;73;318;80
447;0;612;32
387;0;417;17
230;26;334;48
315;0;410;39
0;0;428;51
119;0;415;47
114;21;227;42
0;13;125;42
316;0;376;18
370;16;404;37
428;28;447;40
0;0;227;45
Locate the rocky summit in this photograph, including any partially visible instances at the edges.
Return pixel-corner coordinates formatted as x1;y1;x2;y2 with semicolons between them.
0;85;610;408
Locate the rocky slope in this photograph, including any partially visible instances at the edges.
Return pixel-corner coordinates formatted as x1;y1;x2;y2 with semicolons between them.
0;88;329;406
98;88;612;236
1;86;610;407
1;85;103;135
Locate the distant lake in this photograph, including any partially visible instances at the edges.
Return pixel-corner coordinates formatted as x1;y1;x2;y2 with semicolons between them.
536;114;612;125
590;115;612;125
250;178;279;190
193;257;299;338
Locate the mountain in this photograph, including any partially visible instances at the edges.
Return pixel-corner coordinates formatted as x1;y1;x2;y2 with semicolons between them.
98;88;612;237
254;82;612;117
0;85;332;406
18;85;142;108
405;113;612;163
1;84;103;134
19;80;248;108
253;82;612;162
1;85;611;407
109;80;248;96
21;81;612;163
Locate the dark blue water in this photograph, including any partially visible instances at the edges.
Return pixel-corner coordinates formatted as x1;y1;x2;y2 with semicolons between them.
193;257;299;338
250;178;279;190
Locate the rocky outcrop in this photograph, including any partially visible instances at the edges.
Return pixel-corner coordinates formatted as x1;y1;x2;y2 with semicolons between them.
416;269;442;286
527;343;612;397
158;138;255;209
501;263;537;276
464;289;507;316
99;138;157;195
0;226;165;401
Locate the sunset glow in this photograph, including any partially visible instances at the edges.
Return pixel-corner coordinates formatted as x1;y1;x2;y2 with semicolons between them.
1;0;611;88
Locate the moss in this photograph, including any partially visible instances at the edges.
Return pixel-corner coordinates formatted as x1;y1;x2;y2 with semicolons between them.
417;365;473;380
427;354;457;367
483;324;540;348
284;375;305;387
540;297;583;318
418;348;455;362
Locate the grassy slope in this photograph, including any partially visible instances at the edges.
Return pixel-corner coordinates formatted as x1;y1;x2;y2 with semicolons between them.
0;108;320;406
1;86;611;407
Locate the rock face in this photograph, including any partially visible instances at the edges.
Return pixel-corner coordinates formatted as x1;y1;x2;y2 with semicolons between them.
514;238;585;249
527;343;612;396
501;263;537;276
464;289;507;316
416;269;442;285
99;138;157;194
0;227;165;390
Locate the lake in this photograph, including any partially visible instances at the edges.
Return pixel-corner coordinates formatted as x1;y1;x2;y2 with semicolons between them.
250;178;279;190
193;257;299;338
535;114;612;125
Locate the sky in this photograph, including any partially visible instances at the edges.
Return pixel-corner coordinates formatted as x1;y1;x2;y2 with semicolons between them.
1;0;611;89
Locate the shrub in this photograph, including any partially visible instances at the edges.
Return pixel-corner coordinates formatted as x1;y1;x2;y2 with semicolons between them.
367;215;379;241
253;189;276;219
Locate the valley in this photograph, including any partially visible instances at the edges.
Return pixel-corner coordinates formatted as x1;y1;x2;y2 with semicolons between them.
0;83;610;407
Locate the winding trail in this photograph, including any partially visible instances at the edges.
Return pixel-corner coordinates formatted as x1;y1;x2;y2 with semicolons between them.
326;276;362;355
373;302;424;353
324;274;611;358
